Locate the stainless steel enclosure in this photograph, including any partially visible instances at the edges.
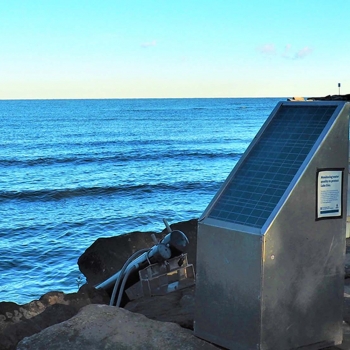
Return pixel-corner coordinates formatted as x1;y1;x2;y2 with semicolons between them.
194;102;350;350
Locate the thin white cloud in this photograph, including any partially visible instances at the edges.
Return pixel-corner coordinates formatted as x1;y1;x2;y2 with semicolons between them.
256;43;276;55
141;40;157;48
294;46;313;59
258;43;313;60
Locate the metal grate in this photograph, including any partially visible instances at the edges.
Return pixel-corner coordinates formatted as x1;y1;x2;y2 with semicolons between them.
208;105;337;228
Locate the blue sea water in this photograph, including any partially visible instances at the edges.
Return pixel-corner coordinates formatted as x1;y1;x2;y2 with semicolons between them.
0;97;283;304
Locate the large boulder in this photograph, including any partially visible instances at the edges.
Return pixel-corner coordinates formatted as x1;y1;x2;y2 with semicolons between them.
0;283;196;350
17;304;219;350
78;219;198;286
0;286;109;350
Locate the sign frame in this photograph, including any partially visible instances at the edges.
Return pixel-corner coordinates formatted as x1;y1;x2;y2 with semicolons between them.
316;168;344;220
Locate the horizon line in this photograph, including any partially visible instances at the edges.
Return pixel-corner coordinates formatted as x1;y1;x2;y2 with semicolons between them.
0;96;291;101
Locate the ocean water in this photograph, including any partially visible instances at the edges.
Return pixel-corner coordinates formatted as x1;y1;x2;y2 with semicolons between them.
0;97;283;304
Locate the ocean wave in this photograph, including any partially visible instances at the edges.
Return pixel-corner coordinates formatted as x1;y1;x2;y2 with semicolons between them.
0;151;242;167
0;181;221;202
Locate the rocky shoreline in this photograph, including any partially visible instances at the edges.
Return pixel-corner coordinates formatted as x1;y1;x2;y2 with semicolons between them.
307;94;350;101
287;94;350;102
0;219;203;349
2;219;350;349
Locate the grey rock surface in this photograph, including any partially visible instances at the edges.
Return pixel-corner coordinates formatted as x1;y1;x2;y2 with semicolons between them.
0;286;109;350
17;304;219;350
125;285;195;329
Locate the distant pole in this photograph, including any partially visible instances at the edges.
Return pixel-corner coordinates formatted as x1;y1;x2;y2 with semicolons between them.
338;83;341;95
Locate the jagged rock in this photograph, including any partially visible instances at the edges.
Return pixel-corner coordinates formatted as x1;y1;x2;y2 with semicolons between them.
78;218;198;286
0;286;109;350
307;94;350;101
16;304;219;350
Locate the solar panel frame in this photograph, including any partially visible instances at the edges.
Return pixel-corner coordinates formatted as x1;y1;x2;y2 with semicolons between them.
201;101;346;233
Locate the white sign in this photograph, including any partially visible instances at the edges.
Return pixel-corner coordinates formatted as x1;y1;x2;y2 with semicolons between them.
317;170;343;219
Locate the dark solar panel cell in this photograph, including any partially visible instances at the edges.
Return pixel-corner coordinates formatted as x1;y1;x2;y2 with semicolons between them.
208;105;337;228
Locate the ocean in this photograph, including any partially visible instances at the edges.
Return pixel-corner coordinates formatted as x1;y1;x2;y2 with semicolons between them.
0;97;283;304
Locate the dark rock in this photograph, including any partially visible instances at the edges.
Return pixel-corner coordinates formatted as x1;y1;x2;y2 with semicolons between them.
307;94;350;101
16;304;220;350
78;218;198;286
0;286;109;350
78;229;161;286
125;285;195;329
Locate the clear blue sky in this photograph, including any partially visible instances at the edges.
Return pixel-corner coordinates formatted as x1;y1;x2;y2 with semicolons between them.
0;0;348;99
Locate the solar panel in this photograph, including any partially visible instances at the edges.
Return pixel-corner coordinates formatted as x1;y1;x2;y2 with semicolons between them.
208;104;338;228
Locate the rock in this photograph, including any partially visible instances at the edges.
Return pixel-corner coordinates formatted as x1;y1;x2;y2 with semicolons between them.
16;304;219;350
125;285;195;329
78;218;198;286
307;94;350;101
78;230;159;286
0;286;109;350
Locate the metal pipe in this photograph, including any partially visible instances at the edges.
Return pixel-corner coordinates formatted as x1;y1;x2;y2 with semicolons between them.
116;264;137;307
96;229;189;307
109;248;150;306
96;242;172;291
95;250;150;290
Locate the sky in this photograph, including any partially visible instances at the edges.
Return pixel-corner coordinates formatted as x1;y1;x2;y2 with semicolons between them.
0;0;349;99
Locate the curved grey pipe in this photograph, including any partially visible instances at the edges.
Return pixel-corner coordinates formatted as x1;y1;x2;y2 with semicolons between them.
96;229;189;307
95;250;150;291
109;248;149;306
96;243;171;291
116;264;137;307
